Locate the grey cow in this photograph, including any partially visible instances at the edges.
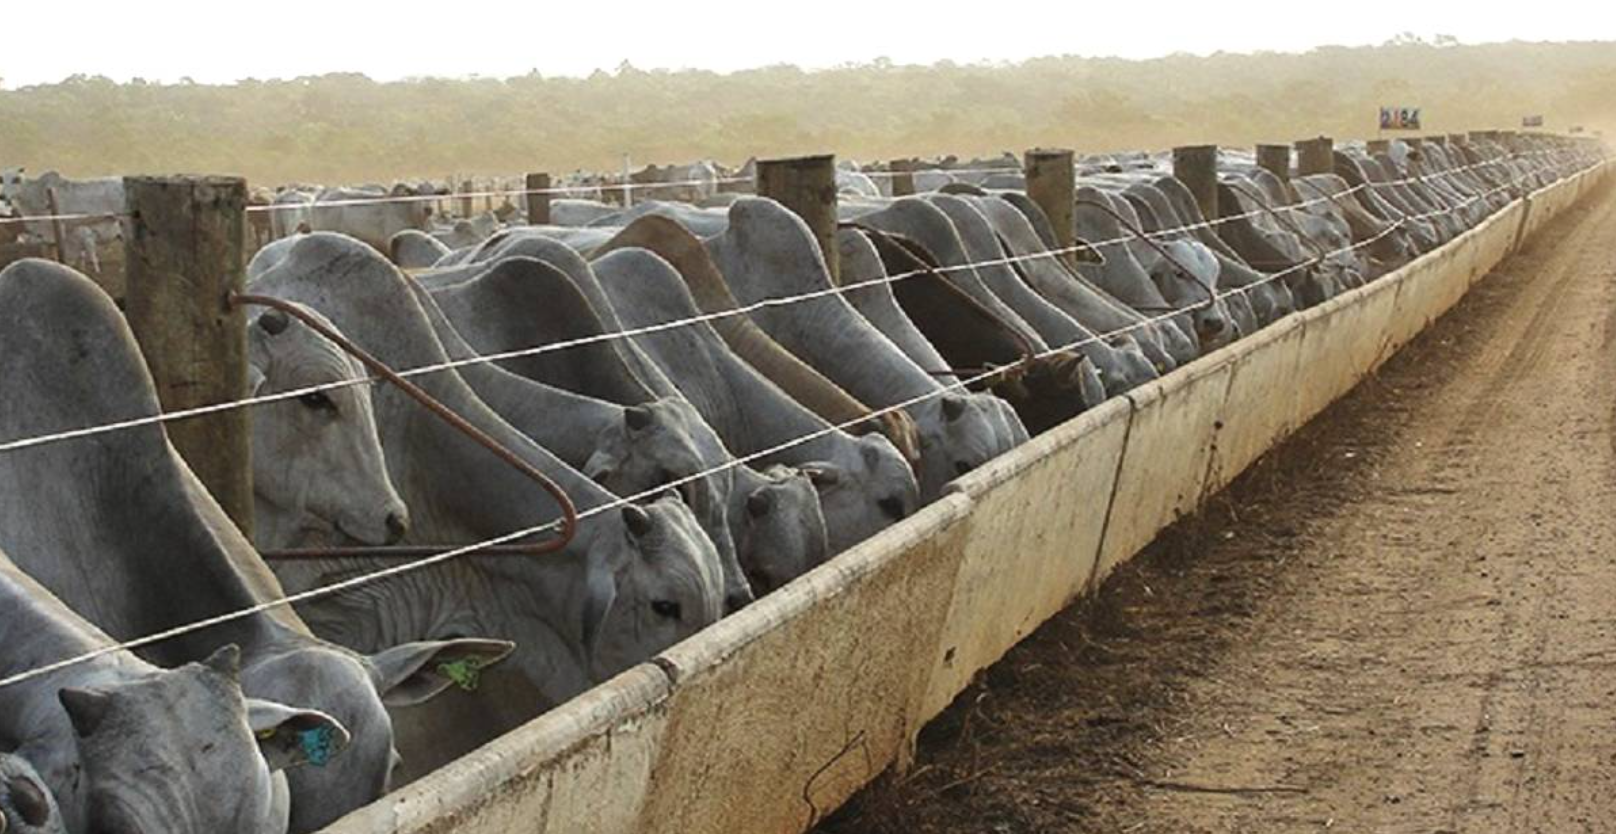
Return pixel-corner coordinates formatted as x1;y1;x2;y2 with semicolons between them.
0;753;63;834
0;259;513;833
0;546;348;834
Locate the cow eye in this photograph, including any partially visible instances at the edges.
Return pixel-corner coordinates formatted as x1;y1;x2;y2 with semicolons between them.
650;600;681;620
298;391;338;413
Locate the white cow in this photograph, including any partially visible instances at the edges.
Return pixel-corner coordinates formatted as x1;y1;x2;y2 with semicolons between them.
0;169;123;275
306;185;433;252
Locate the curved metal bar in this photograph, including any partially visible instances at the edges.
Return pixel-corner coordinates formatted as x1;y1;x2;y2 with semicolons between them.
231;292;580;560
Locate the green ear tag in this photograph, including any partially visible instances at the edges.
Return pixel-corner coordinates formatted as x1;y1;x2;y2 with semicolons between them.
437;656;489;692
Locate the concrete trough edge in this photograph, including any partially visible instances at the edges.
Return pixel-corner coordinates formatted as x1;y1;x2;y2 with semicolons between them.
317;164;1603;834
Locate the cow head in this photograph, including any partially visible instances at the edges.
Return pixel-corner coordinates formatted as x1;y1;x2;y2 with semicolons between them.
53;646;349;834
735;465;829;595
912;392;1010;501
0;754;61;834
583;396;753;613
247;303;411;552
239;638;513;832
798;431;919;554
580;497;724;683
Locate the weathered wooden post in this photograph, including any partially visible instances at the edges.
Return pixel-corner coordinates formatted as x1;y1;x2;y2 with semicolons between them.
44;188;69;266
1296;136;1334;176
124;176;253;538
459;179;474;218
525;172;552;226
1173;144;1220;220
1449;133;1468;146
1256;144;1291;182
1427;135;1448;147
1024;148;1076;265
757;155;840;283
890;159;916;197
1368;139;1392;155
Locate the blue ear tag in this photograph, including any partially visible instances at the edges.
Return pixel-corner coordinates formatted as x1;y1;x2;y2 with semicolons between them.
300;725;336;768
436;657;488;692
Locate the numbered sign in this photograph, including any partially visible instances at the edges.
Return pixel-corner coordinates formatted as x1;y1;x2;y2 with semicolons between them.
1380;107;1422;131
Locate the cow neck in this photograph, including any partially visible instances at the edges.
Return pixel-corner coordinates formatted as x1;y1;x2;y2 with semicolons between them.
836;228;955;385
248;236;612;546
424;255;661;409
590;248;849;465
421;281;623;470
856;198;1043;341
709;200;941;406
599;214;877;429
929;194;1079;349
0;263;289;663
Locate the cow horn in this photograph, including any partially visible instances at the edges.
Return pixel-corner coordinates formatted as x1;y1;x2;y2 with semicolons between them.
201;643;243;679
804;465;841;489
624;406;654;432
58;688;113;739
258;309;290;335
622;505;655;538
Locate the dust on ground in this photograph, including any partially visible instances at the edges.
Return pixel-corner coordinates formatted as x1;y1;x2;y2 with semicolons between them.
820;182;1616;834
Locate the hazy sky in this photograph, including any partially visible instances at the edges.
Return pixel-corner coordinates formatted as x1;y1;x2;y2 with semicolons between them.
3;0;1611;88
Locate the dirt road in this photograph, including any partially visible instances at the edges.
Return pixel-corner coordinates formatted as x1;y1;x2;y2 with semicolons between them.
822;182;1616;833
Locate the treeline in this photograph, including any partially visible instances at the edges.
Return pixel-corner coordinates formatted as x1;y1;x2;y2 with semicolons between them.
2;38;1612;185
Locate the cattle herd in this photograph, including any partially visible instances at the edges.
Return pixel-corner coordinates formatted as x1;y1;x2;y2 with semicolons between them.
0;132;1602;833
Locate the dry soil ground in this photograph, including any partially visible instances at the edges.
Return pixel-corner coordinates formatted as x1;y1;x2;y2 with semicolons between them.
820;181;1616;833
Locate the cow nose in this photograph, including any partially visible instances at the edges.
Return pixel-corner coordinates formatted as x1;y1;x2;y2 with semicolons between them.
385;510;410;545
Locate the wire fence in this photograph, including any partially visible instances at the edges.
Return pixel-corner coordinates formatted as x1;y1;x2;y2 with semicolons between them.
0;143;1573;228
0;151;1598;693
0;147;1575;457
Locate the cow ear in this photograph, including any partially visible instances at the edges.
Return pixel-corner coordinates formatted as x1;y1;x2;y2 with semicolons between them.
624;406;654;432
58;688;113;739
368;639;516;708
256;309;289;336
248;700;351;772
942;395;968;422
747;488;774;519
4;771;51;829
581;558;617;652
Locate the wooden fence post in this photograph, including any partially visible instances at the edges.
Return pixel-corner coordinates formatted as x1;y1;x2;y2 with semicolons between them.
525;172;552;226
1024;148;1076;265
1256;144;1291;182
1296;136;1334;176
44;188;70;267
757;155;840;283
891;159;916;197
1368;139;1392;155
1173;145;1220;220
459;180;474;218
124;175;253;539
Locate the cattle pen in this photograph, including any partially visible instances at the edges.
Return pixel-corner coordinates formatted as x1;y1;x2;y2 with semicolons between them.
0;130;1607;834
